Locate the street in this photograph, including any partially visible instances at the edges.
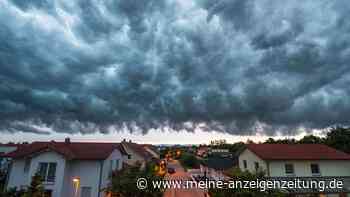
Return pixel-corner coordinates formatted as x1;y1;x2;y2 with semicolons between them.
163;160;208;197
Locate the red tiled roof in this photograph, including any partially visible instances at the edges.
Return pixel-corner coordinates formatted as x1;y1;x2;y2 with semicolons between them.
246;144;350;160
6;141;128;160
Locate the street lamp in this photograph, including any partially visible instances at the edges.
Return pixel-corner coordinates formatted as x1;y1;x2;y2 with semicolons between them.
72;177;80;197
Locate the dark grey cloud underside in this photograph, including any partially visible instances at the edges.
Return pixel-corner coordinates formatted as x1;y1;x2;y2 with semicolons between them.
1;0;350;135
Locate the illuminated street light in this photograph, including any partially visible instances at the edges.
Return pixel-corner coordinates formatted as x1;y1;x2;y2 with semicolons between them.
72;177;80;197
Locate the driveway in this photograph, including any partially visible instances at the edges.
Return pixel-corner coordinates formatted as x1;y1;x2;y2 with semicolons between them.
163;160;208;197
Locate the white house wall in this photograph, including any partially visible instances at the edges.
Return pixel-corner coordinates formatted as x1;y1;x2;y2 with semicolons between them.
64;148;124;197
122;144;145;166
7;148;125;197
269;160;350;177
66;160;102;197
29;151;66;197
238;149;267;173
101;149;123;190
7;159;28;189
239;149;350;178
8;151;67;197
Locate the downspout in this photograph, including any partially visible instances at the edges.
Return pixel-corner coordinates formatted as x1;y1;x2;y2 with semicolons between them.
266;161;270;177
98;161;103;197
4;159;13;189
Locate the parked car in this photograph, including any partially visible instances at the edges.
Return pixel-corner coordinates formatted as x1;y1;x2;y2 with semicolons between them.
167;167;176;174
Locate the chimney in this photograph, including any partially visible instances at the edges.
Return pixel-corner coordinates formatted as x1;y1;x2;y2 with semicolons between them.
65;138;71;144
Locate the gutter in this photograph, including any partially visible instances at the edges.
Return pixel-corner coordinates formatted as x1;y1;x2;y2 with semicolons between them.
97;160;103;197
266;161;270;177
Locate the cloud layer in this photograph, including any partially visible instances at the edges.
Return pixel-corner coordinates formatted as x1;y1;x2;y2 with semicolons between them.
1;0;350;135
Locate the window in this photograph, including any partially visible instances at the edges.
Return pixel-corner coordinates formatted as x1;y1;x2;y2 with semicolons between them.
254;162;259;171
243;160;247;169
37;162;57;183
285;164;294;175
310;164;320;175
81;187;92;197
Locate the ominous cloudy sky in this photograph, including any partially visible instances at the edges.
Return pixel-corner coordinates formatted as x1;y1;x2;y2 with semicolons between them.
1;0;350;142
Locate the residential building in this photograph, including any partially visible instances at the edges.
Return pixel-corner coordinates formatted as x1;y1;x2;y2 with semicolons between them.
121;140;154;166
6;138;127;197
210;149;230;154
209;148;232;158
238;144;350;197
196;146;209;158
142;144;160;159
0;144;21;172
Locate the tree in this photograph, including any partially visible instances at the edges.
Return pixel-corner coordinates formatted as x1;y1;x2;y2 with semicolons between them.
264;138;296;144
24;173;45;197
160;147;171;159
325;126;350;153
264;138;276;144
179;153;200;169
1;187;25;197
0;174;43;197
107;163;163;197
298;135;324;144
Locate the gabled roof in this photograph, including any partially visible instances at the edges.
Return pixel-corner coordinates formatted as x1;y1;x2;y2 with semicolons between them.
246;144;350;161
6;141;128;160
142;144;159;154
122;142;154;160
205;156;236;171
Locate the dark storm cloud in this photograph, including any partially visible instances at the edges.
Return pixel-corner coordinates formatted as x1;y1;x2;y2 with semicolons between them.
1;0;350;135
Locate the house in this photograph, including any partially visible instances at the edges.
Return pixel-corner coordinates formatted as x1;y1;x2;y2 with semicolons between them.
210;148;230;154
6;138;127;197
197;146;209;158
0;143;21;172
121;140;155;166
209;148;232;158
238;144;350;197
190;156;235;181
142;144;160;160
